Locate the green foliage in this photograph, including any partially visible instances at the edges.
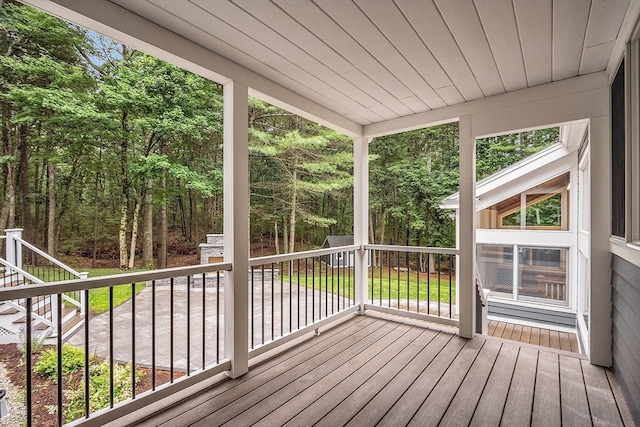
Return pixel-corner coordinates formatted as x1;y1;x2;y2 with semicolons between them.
370;123;459;248
476;128;559;181
34;344;90;382
16;326;47;356
63;359;143;423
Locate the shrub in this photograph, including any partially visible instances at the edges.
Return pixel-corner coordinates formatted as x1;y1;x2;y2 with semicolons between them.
17;326;48;356
34;345;89;382
63;359;144;423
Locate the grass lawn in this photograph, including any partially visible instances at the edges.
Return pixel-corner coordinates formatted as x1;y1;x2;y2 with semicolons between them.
278;269;456;305
80;268;148;315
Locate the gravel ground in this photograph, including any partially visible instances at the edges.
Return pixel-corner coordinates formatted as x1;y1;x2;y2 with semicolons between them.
0;362;25;427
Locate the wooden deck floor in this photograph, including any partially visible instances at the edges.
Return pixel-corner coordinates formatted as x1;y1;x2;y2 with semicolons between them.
487;320;581;353
126;315;631;427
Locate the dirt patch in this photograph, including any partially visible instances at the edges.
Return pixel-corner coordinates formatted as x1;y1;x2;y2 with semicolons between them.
0;344;182;426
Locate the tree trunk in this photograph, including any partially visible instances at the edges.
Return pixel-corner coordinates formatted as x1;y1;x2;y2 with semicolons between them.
157;169;168;269
0;102;15;230
142;180;154;268
274;221;280;255
91;156;101;268
1;162;16;230
19;124;31;241
379;209;386;247
119;202;128;269
283;217;289;254
128;196;142;269
188;189;196;243
289;168;297;253
33;161;42;245
46;161;56;256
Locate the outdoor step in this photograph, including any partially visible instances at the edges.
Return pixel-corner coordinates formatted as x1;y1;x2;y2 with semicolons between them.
61;313;83;335
0;305;20;315
11;316;50;331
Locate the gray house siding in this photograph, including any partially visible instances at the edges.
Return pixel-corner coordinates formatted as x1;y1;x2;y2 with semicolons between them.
488;301;576;328
611;255;640;424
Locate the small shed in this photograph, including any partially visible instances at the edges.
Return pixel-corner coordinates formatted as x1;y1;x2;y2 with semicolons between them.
322;235;356;268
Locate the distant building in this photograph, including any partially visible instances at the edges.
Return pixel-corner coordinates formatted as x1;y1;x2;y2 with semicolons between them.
321;235;355;268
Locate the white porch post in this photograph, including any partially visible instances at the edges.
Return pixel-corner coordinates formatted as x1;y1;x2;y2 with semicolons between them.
589;115;612;366
354;136;370;313
223;81;249;378
458;115;476;338
5;228;23;269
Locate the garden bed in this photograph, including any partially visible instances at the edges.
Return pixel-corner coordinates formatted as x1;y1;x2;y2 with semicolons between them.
0;344;180;426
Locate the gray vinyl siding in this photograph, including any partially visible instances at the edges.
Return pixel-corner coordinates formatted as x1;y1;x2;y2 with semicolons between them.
488;301;576;328
611;255;640;425
489;301;576;328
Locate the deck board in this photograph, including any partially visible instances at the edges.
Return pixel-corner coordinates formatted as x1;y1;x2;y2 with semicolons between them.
487;320;580;354
582;360;625;426
501;347;538;426
510;324;523;342
339;332;454;427
532;351;561;427
228;322;414;426
296;328;438;427
469;342;519;426
438;339;502;426
559;355;591;426
126;315;630;427
407;338;485;426
191;320;399;426
251;325;425;426
374;335;467;426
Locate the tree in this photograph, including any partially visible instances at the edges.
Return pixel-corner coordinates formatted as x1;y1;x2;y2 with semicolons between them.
0;0;97;250
249;101;352;253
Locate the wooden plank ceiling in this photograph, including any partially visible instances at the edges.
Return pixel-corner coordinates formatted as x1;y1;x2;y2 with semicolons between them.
110;0;631;126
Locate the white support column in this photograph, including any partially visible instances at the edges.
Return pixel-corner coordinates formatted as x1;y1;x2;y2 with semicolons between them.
589;115;612;366
223;81;249;378
458;115;476;338
354;136;370;313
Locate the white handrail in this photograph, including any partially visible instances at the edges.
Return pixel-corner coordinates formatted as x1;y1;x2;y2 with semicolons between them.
249;245;360;266
0;257;44;285
14;237;83;278
365;244;459;255
0;262;232;301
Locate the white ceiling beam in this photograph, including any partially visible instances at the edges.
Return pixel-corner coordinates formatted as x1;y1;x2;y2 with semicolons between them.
20;0;363;137
363;72;608;138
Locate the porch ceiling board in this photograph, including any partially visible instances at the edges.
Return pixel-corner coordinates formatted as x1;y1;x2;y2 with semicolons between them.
514;0;553;87
23;0;637;133
475;0;527;93
122;0;382;124
435;0;506;98
581;0;632;75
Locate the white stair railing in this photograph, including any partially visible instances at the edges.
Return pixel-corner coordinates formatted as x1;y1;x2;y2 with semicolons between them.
1;229;87;338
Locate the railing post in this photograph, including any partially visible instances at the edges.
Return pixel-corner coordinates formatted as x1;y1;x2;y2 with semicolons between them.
223;81;249;378
51;294;59;337
79;272;88;315
458;116;476;338
354;136;370;313
4;228;23;270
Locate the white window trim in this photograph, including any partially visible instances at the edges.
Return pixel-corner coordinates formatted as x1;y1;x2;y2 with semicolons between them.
630;38;640;246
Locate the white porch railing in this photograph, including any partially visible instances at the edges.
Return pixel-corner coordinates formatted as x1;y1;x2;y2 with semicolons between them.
365;244;460;327
0;244;467;426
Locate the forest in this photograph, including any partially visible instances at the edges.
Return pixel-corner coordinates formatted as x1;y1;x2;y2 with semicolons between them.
0;2;558;269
